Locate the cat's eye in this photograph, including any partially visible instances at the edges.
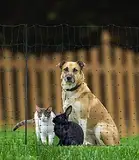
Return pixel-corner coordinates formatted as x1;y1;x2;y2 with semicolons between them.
64;67;69;72
37;112;42;117
44;111;50;117
73;68;78;72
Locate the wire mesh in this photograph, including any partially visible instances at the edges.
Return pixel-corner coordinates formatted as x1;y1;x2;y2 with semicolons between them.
0;24;139;159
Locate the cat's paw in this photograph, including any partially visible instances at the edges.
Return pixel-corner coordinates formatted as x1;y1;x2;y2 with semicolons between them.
42;141;47;145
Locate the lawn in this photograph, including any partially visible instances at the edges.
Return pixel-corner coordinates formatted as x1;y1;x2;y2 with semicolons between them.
0;128;139;160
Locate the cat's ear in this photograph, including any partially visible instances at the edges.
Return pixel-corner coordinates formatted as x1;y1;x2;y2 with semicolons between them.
36;105;41;112
47;106;52;112
53;112;56;117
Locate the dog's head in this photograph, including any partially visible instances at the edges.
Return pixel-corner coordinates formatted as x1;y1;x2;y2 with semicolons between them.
57;61;85;90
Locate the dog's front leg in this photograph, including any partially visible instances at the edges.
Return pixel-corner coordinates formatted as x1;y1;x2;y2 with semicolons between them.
79;119;89;145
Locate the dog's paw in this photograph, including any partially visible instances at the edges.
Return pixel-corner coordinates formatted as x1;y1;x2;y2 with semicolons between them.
83;141;92;146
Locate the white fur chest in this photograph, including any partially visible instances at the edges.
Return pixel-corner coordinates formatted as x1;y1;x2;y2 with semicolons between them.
34;111;54;134
39;120;54;134
63;99;82;123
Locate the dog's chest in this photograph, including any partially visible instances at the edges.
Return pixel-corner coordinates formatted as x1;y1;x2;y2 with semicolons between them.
63;99;81;122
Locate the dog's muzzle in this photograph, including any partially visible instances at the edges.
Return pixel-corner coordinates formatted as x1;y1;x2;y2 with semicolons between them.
64;74;75;83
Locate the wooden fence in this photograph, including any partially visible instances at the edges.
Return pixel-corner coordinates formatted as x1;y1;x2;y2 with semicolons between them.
0;31;139;138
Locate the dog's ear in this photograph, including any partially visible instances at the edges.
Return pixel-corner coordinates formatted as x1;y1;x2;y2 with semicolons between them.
56;61;66;69
77;61;86;69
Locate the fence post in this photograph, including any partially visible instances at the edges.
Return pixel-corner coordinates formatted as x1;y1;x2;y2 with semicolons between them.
0;66;3;125
90;48;101;100
53;53;62;113
64;51;74;61
115;48;127;137
28;55;38;114
136;54;139;134
126;51;138;136
15;53;25;121
41;55;51;108
101;31;114;119
3;50;15;127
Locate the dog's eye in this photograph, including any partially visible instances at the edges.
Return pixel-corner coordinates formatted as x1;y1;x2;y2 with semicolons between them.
64;67;69;72
73;68;78;72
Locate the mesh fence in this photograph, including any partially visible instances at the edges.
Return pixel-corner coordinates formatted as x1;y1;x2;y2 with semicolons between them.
0;24;139;158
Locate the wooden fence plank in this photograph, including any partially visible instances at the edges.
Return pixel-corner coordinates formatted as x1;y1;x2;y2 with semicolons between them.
15;53;25;120
101;31;114;119
0;69;3;124
40;56;51;108
64;51;74;61
3;51;15;126
126;51;138;136
28;56;38;115
115;48;127;137
136;54;139;134
90;48;101;100
138;54;139;135
53;53;62;113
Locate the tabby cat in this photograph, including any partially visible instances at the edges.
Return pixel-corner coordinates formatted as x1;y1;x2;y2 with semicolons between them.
13;105;55;145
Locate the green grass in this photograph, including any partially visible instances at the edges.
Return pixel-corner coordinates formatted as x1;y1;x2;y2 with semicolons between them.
0;128;139;160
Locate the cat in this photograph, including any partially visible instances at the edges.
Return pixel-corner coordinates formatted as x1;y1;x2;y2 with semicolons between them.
13;105;55;145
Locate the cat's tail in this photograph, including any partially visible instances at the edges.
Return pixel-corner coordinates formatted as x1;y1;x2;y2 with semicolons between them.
12;119;35;131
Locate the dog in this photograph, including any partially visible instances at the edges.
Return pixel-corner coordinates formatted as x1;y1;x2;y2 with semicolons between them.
57;60;120;146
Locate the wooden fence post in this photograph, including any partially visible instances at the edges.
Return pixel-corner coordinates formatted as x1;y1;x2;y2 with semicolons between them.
3;50;15;126
126;51;138;136
101;31;114;119
0;68;3;125
28;55;37;115
90;48;101;100
40;56;51;108
53;53;62;113
115;48;127;137
136;54;139;134
64;51;74;61
15;53;25;121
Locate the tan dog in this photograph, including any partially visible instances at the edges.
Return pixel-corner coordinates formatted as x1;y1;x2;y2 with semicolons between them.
57;61;120;146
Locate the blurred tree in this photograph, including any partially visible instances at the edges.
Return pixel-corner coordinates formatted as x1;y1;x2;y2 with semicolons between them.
0;0;138;26
0;0;139;54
